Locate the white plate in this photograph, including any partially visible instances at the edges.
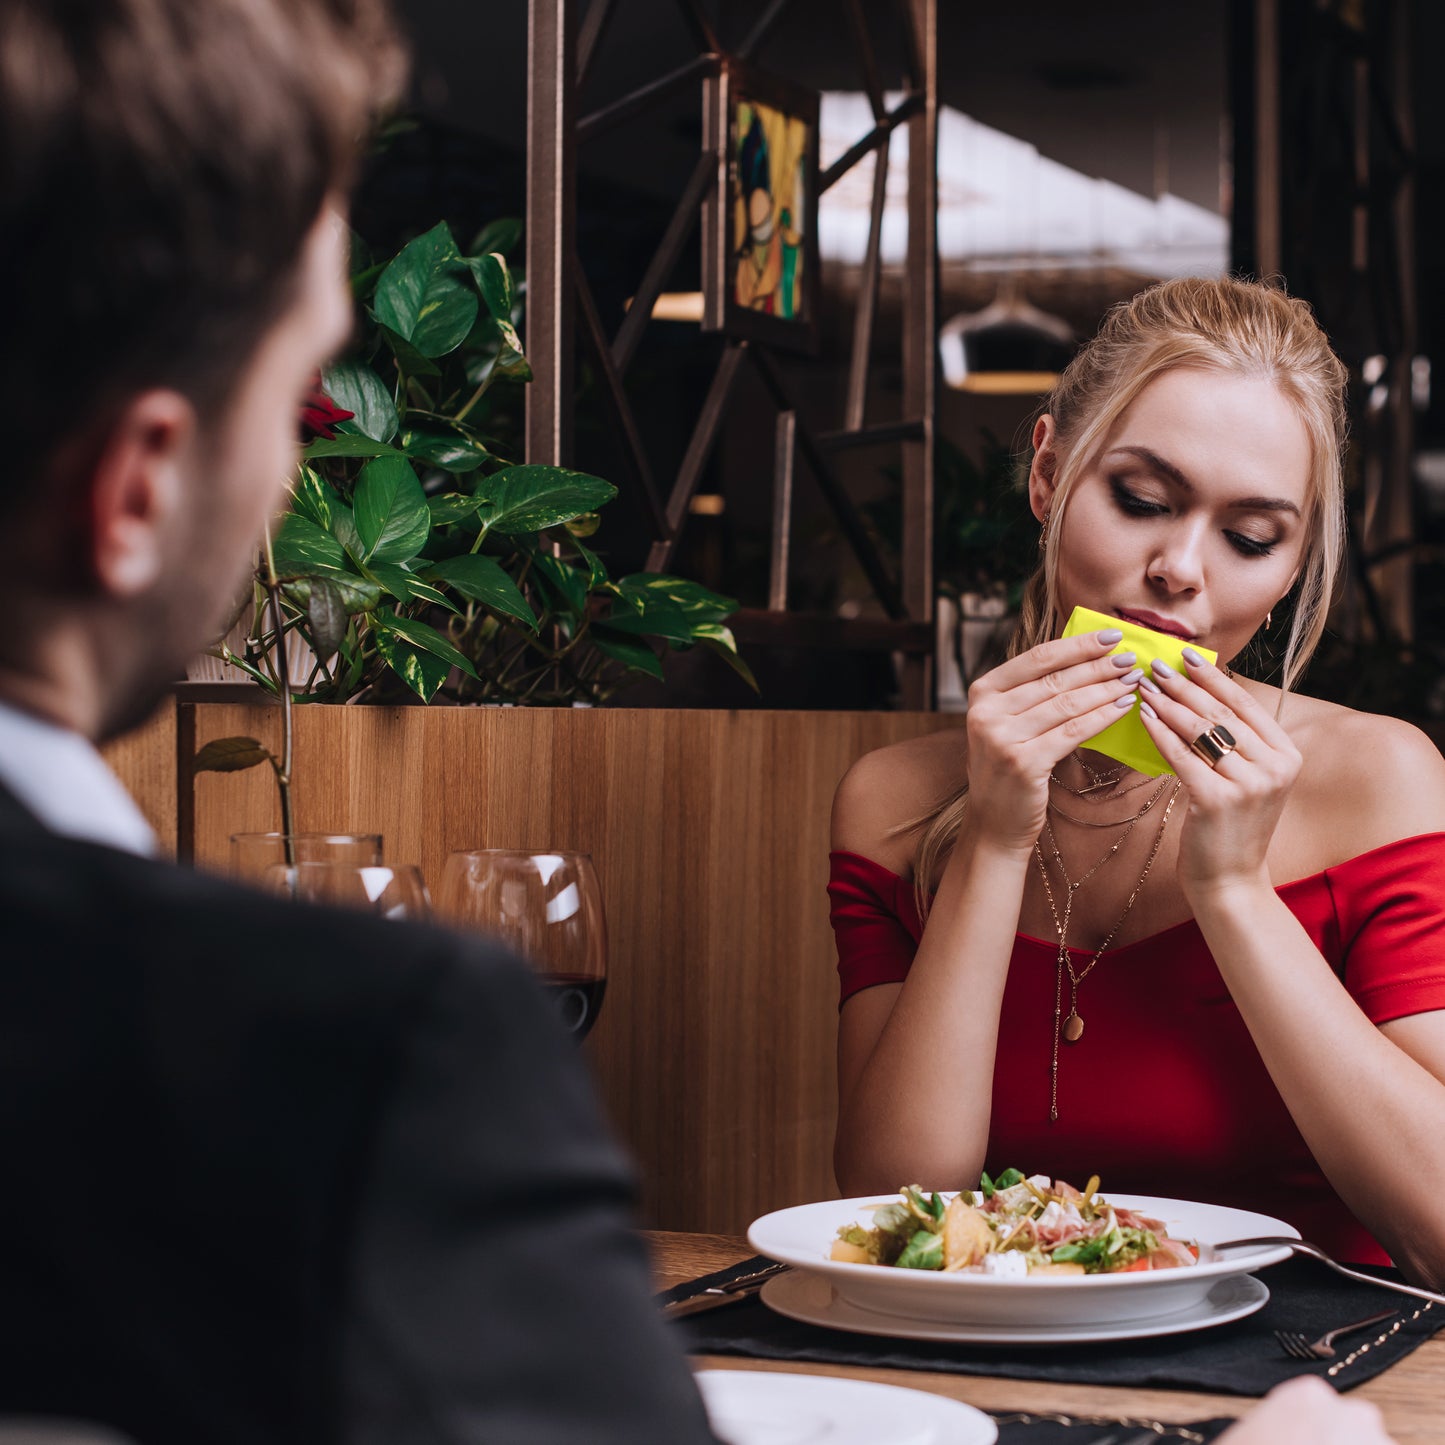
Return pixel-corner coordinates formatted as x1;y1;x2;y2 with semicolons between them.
760;1266;1270;1346
747;1194;1297;1328
693;1368;997;1445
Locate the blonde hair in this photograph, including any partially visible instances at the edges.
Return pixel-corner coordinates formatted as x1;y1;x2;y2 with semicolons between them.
912;276;1348;914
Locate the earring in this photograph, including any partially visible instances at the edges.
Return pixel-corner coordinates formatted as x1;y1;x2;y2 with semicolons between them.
1265;610;1273;631
1039;510;1051;549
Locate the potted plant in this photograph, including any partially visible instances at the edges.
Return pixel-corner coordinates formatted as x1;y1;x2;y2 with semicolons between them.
194;218;755;814
863;432;1035;708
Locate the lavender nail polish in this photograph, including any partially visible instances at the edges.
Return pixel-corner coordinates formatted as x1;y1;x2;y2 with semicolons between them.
1151;658;1177;680
1097;628;1124;644
1139;675;1162;694
1113;692;1137;709
1119;667;1144;685
1139;700;1159;720
1182;646;1206;667
1111;651;1138;668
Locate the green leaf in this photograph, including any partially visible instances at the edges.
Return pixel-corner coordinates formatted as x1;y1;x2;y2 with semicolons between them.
530;551;589;619
994;1168;1025;1191
491;339;533;382
697;634;759;692
377;324;443;380
616;573;736;620
423;553;537;628
400;427;491;473
366;561;455;610
374;609;479;679
373;628;450;702
895;1228;945;1270
353;456;430;563
302;434;404;461
589;628;663;679
372;222;478;358
468;252;515;321
193;736;274;774
282;571;381;614
428;493;486;525
472;465;617;536
290;472;365;571
323;360;398;443
569;535;608;588
272;513;349;576
598;603;700;642
291;467;335;530
306;576;348;663
469;217;523;258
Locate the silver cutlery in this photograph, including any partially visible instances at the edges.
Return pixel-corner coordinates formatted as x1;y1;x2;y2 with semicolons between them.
662;1261;790;1320
1212;1237;1445;1308
1274;1307;1399;1360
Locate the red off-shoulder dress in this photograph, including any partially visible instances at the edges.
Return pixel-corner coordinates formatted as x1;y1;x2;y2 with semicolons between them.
829;834;1445;1265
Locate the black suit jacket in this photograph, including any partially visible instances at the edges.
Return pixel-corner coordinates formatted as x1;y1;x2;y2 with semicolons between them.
0;786;717;1445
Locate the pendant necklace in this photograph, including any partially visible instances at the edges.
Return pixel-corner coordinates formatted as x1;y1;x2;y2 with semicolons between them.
1048;774;1170;830
1034;780;1182;1122
1050;750;1156;804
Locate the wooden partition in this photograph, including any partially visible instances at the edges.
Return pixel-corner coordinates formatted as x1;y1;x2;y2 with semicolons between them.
115;700;963;1233
102;700;178;856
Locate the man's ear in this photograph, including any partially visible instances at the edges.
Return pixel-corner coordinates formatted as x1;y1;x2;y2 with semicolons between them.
88;391;196;598
1027;413;1060;524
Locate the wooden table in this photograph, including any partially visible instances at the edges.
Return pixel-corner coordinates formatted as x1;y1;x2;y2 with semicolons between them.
646;1231;1445;1444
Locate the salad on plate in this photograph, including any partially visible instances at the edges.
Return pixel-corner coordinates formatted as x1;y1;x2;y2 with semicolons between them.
832;1170;1200;1278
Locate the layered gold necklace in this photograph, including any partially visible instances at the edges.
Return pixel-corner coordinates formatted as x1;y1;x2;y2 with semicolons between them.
1035;763;1183;1122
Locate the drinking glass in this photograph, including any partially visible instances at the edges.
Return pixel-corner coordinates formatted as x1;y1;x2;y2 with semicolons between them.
435;850;607;1039
230;832;383;884
261;862;432;923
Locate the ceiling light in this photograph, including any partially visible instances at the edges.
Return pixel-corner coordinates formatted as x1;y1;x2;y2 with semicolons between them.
939;280;1074;395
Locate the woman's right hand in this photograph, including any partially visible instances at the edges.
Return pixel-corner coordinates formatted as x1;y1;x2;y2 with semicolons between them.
962;627;1142;856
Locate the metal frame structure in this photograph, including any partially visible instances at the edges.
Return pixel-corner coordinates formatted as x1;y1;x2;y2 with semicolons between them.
526;0;938;707
1233;0;1418;648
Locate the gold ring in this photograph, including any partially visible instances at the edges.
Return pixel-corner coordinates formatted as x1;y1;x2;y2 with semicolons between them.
1189;724;1237;768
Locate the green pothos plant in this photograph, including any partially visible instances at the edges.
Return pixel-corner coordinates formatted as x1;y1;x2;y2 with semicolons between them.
193;218;754;819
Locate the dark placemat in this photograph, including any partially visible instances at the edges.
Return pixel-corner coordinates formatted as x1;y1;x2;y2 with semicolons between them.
661;1255;1440;1396
991;1413;1233;1443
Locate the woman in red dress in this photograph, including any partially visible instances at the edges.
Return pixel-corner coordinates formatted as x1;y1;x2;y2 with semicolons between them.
831;276;1445;1278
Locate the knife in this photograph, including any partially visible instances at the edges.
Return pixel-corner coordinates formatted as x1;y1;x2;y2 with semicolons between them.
662;1262;789;1320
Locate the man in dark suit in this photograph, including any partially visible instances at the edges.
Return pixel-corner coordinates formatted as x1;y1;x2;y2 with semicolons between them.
0;2;715;1441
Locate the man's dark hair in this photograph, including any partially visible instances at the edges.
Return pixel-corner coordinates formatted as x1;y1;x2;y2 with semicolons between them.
0;0;404;490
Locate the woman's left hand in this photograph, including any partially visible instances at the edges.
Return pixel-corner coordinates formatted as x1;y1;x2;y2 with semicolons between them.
1136;647;1302;899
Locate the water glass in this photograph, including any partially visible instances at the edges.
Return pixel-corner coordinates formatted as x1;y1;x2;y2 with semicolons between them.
230;831;383;884
262;862;432;923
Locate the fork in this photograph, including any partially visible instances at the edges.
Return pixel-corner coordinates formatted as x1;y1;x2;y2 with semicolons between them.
1213;1237;1445;1308
1274;1307;1399;1360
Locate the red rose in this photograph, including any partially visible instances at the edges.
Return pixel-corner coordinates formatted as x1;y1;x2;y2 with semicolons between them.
300;377;354;440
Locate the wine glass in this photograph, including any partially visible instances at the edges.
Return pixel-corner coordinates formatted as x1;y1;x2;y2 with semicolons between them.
261;862;432;922
435;850;607;1039
230;832;383;884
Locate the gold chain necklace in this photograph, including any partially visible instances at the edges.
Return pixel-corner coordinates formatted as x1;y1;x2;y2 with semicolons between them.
1049;754;1158;803
1047;775;1170;830
1035;781;1182;1122
1060;749;1126;794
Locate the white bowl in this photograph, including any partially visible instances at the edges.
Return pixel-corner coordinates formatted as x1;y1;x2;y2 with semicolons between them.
747;1193;1298;1328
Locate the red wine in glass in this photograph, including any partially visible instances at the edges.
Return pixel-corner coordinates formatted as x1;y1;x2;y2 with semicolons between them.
541;974;607;1039
435;850;608;1042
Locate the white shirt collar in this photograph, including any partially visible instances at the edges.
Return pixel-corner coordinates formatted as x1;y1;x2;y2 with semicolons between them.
0;701;157;857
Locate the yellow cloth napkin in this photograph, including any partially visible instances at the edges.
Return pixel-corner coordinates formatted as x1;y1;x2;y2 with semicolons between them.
1060;606;1216;777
